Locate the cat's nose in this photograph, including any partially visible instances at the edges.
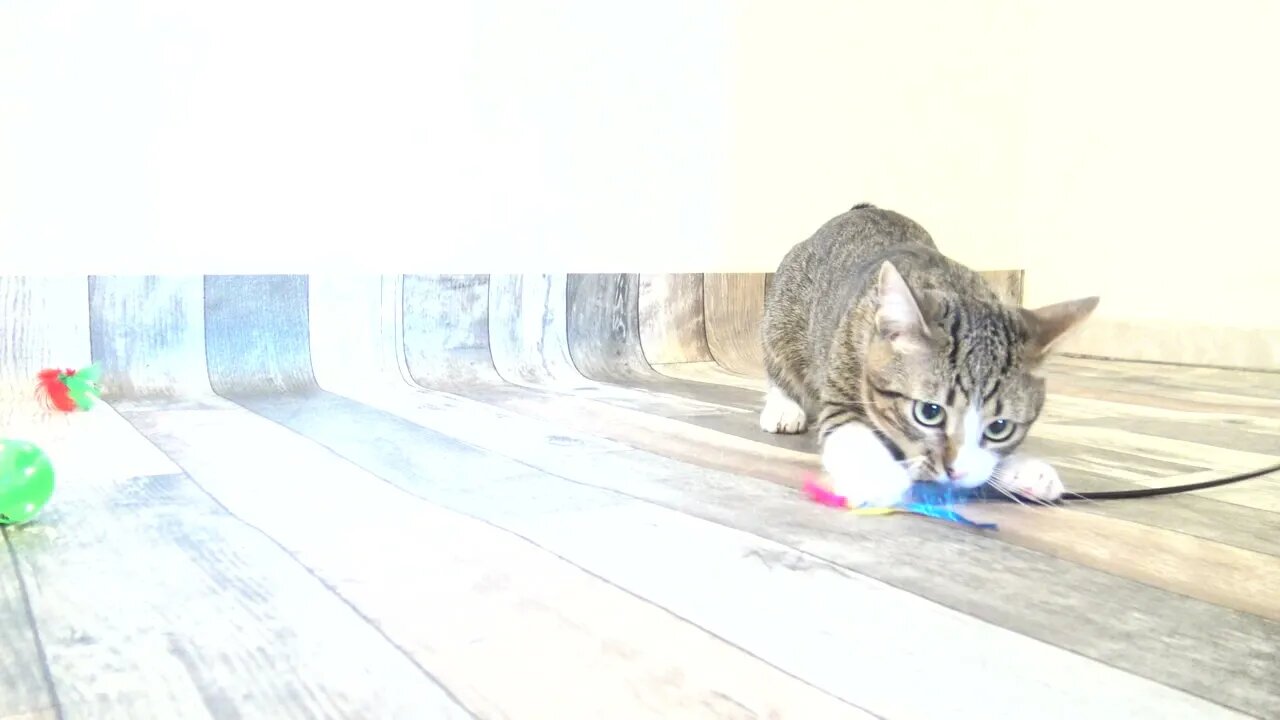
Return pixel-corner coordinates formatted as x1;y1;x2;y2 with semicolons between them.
946;468;968;482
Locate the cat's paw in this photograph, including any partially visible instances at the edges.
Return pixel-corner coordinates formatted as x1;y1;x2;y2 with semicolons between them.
997;456;1065;502
822;423;912;507
759;386;808;434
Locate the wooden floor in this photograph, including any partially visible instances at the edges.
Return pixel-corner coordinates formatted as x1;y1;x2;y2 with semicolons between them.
1;274;1278;719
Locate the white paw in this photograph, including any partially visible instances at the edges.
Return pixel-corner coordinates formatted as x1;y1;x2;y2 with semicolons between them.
822;423;912;507
998;456;1065;502
759;386;808;434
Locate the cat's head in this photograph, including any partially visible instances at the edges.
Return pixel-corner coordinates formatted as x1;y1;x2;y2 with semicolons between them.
862;261;1098;489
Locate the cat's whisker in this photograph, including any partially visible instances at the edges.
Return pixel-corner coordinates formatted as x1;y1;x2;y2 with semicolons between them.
987;480;1030;508
1059;487;1104;509
996;479;1057;508
897;455;928;472
988;468;1061;509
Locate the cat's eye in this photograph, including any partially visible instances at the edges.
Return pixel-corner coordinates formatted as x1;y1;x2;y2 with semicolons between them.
984;419;1016;442
911;401;946;427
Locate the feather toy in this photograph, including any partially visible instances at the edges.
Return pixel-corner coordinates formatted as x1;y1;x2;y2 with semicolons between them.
36;364;103;412
802;472;997;530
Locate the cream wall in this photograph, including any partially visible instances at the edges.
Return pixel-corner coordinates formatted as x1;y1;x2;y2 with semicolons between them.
3;1;1277;368
1015;2;1280;369
727;1;1031;273
731;1;1280;370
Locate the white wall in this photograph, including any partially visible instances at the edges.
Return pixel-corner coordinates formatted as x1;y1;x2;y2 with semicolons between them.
1;0;732;273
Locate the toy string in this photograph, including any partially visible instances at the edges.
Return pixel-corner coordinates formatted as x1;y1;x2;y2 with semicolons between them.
970;460;1280;503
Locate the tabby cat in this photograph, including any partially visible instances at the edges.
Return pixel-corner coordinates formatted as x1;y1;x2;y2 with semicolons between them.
760;203;1098;507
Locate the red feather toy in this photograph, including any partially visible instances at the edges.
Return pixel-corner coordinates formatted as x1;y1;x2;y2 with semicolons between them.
36;365;103;412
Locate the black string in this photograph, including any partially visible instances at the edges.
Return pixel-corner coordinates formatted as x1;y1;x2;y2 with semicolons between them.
970;461;1280;503
1062;460;1280;501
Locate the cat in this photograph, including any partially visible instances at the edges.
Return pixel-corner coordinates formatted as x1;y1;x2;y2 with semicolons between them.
759;203;1098;508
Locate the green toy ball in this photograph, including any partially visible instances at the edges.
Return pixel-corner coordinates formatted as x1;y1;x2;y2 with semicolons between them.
0;439;55;525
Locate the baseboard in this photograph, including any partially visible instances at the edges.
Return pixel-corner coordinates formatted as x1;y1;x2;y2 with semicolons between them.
1059;317;1280;373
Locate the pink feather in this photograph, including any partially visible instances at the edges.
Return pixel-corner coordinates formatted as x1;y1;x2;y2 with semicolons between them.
802;472;849;508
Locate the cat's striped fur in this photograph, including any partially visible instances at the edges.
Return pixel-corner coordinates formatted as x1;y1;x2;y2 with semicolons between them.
760;203;1098;506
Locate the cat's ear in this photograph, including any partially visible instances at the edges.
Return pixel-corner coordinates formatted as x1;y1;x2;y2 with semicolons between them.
1022;296;1100;363
875;261;930;350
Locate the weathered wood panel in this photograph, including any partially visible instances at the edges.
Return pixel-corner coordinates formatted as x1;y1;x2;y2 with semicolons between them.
89;276;213;400
637;273;713;365
487;274;581;386
401;274;502;387
565;274;653;381
203;275;317;396
306;275;410;396
557;273;770;409
702;273;766;376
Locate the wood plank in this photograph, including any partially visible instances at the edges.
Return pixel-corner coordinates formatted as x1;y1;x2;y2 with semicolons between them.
307;274;411;396
449;390;1280;715
1009;439;1280;557
203;275;317;394
1029;423;1280;511
307;274;748;441
0;529;55;719
229;391;1245;718
124;402;873;719
565;273;653;381
1055;356;1280;398
503;273;760;410
0;401;465;718
1042;391;1280;433
702;273;766;376
88;276;214;399
305;278;714;491
401;274;502;385
1049;379;1280;417
19;473;471;718
487;274;583;386
464;387;1280;661
637;274;713;365
958;503;1280;621
1046;395;1280;450
401;272;754;417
